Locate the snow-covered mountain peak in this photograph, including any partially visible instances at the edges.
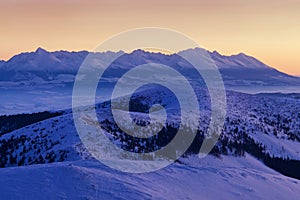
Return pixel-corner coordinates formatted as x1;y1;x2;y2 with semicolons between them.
177;47;211;63
206;51;268;70
230;52;270;68
35;47;48;54
131;49;147;54
0;48;299;87
129;49;162;58
178;47;206;55
210;50;223;57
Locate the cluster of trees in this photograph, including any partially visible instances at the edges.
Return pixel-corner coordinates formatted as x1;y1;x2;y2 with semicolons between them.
100;111;300;180
101;118;178;153
0;111;62;136
0;134;68;168
1;90;299;181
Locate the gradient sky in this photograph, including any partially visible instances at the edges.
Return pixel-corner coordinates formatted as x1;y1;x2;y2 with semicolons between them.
1;0;299;75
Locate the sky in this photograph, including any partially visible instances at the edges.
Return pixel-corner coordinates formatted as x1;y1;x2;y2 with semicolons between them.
0;0;299;75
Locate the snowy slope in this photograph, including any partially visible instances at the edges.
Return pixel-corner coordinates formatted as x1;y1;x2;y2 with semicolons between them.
206;50;300;87
0;87;300;199
0;88;299;171
0;154;299;200
225;91;300;159
208;50;271;69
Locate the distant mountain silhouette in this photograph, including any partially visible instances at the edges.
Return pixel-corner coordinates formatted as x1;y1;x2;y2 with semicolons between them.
0;47;299;87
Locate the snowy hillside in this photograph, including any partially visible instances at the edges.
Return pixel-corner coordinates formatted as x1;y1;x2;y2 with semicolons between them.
0;88;299;177
0;155;299;200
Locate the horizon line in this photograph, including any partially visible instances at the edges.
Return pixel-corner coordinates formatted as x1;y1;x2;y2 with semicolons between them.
1;47;299;77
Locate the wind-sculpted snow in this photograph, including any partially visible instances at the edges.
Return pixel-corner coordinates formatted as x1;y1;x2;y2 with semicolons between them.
0;155;299;200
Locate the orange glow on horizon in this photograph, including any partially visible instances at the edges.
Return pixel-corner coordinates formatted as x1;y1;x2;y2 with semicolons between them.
0;0;299;75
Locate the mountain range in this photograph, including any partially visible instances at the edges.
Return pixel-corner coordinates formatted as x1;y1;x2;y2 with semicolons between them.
0;47;300;88
0;48;300;199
